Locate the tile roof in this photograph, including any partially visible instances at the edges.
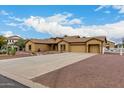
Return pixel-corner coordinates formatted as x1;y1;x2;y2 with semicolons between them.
7;35;22;40
27;36;106;44
29;38;62;44
63;36;106;43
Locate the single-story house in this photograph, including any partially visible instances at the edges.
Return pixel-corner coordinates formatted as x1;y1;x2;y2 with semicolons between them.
25;36;107;53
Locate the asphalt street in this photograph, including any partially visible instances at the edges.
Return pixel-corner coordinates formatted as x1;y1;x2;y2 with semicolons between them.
0;74;29;88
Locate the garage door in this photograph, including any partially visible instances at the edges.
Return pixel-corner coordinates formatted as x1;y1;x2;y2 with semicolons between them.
70;45;86;52
88;44;100;53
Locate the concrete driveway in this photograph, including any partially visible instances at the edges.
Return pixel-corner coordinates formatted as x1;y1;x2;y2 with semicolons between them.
0;53;96;87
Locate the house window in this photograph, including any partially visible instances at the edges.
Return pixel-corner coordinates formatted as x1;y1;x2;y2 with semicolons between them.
29;45;32;51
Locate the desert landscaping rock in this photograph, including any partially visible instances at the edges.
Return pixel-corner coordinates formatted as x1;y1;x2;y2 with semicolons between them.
32;54;124;88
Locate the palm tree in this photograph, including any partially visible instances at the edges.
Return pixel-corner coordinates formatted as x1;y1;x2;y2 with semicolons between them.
15;38;25;51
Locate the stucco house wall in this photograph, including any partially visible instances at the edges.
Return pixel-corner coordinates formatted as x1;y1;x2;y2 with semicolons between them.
86;39;103;53
58;41;69;52
25;41;50;52
34;44;50;52
25;41;36;52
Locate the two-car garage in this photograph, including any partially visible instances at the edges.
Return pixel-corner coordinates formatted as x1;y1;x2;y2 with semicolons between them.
60;38;102;53
59;36;104;54
70;44;100;53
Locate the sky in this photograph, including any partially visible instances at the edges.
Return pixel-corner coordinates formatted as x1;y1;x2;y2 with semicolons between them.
0;5;124;43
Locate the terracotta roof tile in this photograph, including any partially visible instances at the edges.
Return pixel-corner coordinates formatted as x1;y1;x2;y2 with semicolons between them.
27;36;106;44
63;36;106;43
29;38;62;44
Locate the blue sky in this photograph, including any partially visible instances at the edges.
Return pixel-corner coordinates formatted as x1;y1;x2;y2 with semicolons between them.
0;5;124;42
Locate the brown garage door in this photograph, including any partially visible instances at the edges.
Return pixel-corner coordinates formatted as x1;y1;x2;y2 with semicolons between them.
70;45;86;52
88;44;100;53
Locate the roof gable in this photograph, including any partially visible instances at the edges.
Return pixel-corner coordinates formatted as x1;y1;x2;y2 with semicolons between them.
25;36;107;44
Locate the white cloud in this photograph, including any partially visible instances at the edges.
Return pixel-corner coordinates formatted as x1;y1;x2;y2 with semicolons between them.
94;5;108;12
25;16;77;36
6;22;29;31
6;16;28;31
69;18;82;25
24;14;124;42
1;31;14;37
0;10;9;15
95;5;124;14
46;13;72;25
6;23;18;26
8;16;25;22
112;5;124;14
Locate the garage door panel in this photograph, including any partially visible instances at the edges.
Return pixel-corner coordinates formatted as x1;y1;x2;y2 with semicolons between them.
70;45;85;52
88;44;100;53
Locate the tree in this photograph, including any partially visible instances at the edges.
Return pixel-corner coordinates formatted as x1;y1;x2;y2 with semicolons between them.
122;38;124;48
0;35;7;49
15;38;25;51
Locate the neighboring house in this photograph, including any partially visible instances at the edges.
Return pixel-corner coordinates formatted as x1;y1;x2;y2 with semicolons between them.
106;41;115;49
115;44;123;48
25;36;107;53
7;35;22;51
7;35;22;44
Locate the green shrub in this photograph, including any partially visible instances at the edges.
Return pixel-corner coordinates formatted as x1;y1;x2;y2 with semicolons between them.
7;47;16;55
7;47;11;55
11;47;16;55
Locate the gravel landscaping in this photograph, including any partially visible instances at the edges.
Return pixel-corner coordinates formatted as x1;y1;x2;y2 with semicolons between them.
32;54;124;88
0;51;32;60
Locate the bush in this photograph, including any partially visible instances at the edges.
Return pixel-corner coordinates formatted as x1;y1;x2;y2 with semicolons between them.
7;47;16;55
0;49;7;54
11;47;16;55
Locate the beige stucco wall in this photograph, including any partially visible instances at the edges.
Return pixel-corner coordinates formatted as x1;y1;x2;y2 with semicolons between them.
86;39;103;53
34;44;50;52
58;41;69;52
25;41;36;52
25;41;50;52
